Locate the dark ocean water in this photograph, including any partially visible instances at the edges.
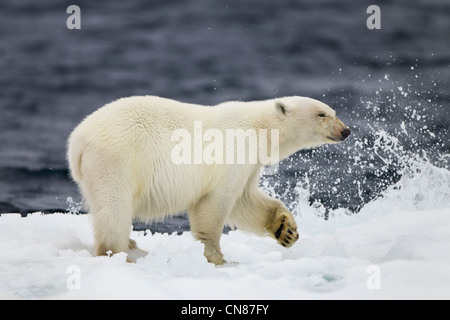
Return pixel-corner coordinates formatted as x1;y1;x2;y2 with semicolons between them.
0;0;449;232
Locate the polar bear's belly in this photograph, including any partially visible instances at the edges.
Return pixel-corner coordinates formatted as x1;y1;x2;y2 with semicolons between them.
131;162;217;221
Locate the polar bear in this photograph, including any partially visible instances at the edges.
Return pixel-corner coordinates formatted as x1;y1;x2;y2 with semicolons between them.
67;95;350;264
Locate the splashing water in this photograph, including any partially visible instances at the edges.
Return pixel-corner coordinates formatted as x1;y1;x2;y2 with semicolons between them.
261;62;449;219
66;197;83;215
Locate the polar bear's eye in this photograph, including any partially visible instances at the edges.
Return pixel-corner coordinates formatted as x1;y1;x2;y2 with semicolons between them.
318;113;326;117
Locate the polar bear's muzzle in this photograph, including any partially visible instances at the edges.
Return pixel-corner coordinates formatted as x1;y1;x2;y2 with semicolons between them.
328;128;350;142
326;118;350;142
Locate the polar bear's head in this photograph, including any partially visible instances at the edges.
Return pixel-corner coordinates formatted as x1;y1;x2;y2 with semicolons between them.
274;96;350;154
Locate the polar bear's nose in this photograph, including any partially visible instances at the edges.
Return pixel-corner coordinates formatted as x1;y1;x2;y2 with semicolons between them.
341;128;351;140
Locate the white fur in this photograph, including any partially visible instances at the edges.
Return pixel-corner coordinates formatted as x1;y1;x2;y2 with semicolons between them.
67;95;349;264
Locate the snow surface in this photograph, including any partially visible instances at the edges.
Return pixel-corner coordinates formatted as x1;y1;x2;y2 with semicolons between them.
1;161;449;299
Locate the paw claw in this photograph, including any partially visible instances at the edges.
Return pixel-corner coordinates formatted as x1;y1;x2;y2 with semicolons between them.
268;210;299;248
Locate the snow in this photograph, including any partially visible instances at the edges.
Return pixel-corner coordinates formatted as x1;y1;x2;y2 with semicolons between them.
1;161;449;300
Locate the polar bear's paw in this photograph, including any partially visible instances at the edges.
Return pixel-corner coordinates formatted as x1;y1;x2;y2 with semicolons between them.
267;210;299;248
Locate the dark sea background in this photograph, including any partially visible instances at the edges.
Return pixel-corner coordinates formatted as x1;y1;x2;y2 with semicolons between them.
0;0;448;233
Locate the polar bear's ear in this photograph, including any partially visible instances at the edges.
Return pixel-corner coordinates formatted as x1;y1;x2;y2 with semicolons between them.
275;100;292;117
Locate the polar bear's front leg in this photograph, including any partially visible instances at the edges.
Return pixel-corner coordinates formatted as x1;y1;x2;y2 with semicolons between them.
227;186;299;248
265;207;299;247
188;192;231;265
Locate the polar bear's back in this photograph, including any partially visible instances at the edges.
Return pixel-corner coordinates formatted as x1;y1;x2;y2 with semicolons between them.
78;95;212;132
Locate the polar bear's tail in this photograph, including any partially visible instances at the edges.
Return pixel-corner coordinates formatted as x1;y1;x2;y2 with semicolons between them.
67;132;84;183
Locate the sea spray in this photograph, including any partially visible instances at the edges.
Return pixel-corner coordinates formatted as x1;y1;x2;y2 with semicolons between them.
66;197;83;215
261;61;449;219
